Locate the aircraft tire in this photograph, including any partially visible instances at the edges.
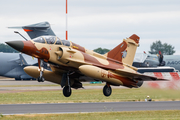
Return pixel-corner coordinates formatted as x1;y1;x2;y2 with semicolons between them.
41;77;45;82
37;77;45;82
63;86;72;97
103;85;112;97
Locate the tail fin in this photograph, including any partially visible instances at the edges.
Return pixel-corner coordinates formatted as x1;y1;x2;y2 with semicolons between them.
8;22;56;39
19;54;38;66
19;53;28;65
106;34;140;65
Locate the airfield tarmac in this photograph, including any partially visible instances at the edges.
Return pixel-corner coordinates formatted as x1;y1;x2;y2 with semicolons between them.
1;101;180;115
0;78;180;115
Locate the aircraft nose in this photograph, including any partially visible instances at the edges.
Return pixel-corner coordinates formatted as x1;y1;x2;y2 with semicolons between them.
6;41;24;52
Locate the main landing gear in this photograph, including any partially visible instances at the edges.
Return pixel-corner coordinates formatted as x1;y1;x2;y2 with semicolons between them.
63;86;72;97
61;73;112;97
61;72;73;97
103;84;112;97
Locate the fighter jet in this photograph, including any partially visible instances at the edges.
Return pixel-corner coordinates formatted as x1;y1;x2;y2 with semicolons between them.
6;34;166;97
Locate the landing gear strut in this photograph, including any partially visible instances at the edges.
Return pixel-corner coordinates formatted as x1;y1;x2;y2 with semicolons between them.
62;71;73;97
103;84;112;97
38;59;45;82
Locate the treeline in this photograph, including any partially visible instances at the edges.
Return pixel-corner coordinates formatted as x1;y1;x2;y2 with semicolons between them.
94;40;175;55
149;40;175;55
93;47;110;54
0;43;19;53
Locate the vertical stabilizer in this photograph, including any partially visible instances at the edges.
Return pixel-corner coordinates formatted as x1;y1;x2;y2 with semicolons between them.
19;53;28;65
8;22;56;39
22;22;56;39
107;34;140;65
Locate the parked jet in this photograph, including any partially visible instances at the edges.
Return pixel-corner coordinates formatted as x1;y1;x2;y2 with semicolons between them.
6;34;166;97
133;52;180;71
0;53;37;80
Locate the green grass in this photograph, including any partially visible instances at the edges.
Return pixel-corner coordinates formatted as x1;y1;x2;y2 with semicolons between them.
0;87;180;119
0;87;180;104
1;110;180;120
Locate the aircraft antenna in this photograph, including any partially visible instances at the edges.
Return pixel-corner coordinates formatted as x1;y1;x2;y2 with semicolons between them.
66;0;68;40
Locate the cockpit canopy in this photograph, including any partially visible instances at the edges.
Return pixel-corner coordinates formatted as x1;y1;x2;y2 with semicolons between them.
33;36;70;46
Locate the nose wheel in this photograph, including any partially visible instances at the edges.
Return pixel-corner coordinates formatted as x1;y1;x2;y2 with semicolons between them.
103;84;112;97
38;72;45;82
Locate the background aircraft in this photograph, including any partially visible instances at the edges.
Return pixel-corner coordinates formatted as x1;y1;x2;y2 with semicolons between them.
0;53;37;80
133;52;180;72
9;21;56;39
6;34;166;97
0;22;53;80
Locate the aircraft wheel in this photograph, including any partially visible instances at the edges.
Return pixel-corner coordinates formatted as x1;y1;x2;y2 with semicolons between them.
37;77;45;82
41;77;45;82
63;86;72;97
103;85;112;97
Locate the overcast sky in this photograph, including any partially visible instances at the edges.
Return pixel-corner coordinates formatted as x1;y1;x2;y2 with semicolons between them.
0;0;180;54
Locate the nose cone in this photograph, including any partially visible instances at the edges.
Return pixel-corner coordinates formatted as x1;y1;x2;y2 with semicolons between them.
6;41;24;52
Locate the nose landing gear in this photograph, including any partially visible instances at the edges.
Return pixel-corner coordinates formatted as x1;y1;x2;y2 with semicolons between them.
38;59;45;82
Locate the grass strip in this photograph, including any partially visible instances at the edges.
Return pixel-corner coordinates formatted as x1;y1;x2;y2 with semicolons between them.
0;87;180;104
1;110;180;120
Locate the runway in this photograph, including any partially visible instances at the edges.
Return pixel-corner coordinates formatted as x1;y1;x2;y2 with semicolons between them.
1;101;180;115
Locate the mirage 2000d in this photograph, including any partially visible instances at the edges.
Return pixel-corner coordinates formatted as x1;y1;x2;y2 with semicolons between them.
6;34;166;97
